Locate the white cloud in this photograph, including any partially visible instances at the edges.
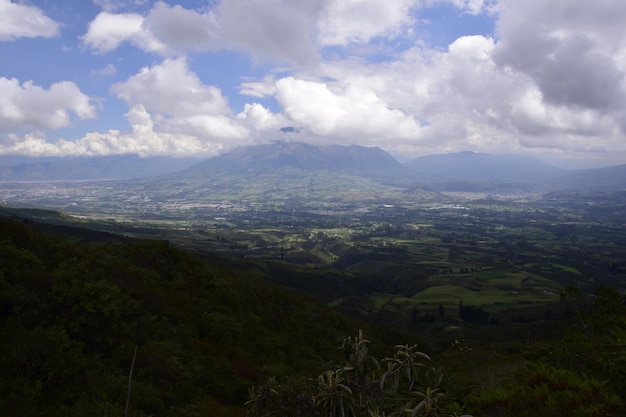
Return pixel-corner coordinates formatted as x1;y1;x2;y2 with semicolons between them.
111;58;231;117
0;0;59;41
110;59;256;151
83;2;218;56
83;0;493;67
82;11;157;53
0;78;96;130
0;105;226;157
317;0;416;46
289;0;626;160
298;35;516;154
239;76;279;98
237;103;285;131
275;77;423;143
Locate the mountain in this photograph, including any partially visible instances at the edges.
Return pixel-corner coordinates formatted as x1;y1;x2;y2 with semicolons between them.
0;155;59;168
404;151;567;182
183;141;411;179
0;154;203;180
404;151;626;192
147;142;432;202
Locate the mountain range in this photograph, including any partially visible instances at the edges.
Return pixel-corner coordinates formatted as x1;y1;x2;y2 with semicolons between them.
1;143;625;192
0;154;203;180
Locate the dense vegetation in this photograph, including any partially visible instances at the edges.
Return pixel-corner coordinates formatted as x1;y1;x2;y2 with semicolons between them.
1;214;626;416
0;216;381;416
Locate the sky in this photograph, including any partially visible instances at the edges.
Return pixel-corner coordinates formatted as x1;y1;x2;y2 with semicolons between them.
1;0;626;168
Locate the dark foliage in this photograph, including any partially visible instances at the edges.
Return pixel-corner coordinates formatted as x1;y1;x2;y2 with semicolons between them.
0;217;362;416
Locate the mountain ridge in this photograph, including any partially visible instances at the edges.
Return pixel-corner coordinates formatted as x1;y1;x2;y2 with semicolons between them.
404;151;568;182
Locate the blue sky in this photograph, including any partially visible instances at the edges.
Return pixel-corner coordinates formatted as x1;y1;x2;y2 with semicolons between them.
1;0;626;168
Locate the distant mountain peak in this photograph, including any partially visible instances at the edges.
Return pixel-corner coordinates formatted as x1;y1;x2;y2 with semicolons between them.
183;142;409;179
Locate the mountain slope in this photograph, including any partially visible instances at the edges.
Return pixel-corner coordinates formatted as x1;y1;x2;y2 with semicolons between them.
557;163;626;190
404;151;566;182
183;142;411;178
0;214;375;416
146;142;435;203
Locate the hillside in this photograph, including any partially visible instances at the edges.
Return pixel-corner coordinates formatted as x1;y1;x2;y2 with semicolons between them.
0;214;387;416
2;209;625;417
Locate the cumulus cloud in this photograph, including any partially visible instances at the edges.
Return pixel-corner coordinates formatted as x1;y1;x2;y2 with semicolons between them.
82;0;501;67
0;78;96;130
493;0;626;111
0;105;226;157
0;0;59;41
317;0;416;46
111;58;231;117
110;58;258;149
237;103;285;131
82;11;164;54
83;2;217;55
274;77;424;143
289;35;514;154
82;0;424;66
289;0;626;158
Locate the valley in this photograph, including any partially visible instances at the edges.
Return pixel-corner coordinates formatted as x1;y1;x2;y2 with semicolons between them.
2;143;626;416
2;176;624;327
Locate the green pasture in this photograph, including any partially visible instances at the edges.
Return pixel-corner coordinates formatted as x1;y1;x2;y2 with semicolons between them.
411;284;559;310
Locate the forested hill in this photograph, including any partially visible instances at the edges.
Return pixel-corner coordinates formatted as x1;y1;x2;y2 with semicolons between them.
0;215;380;416
2;214;626;417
